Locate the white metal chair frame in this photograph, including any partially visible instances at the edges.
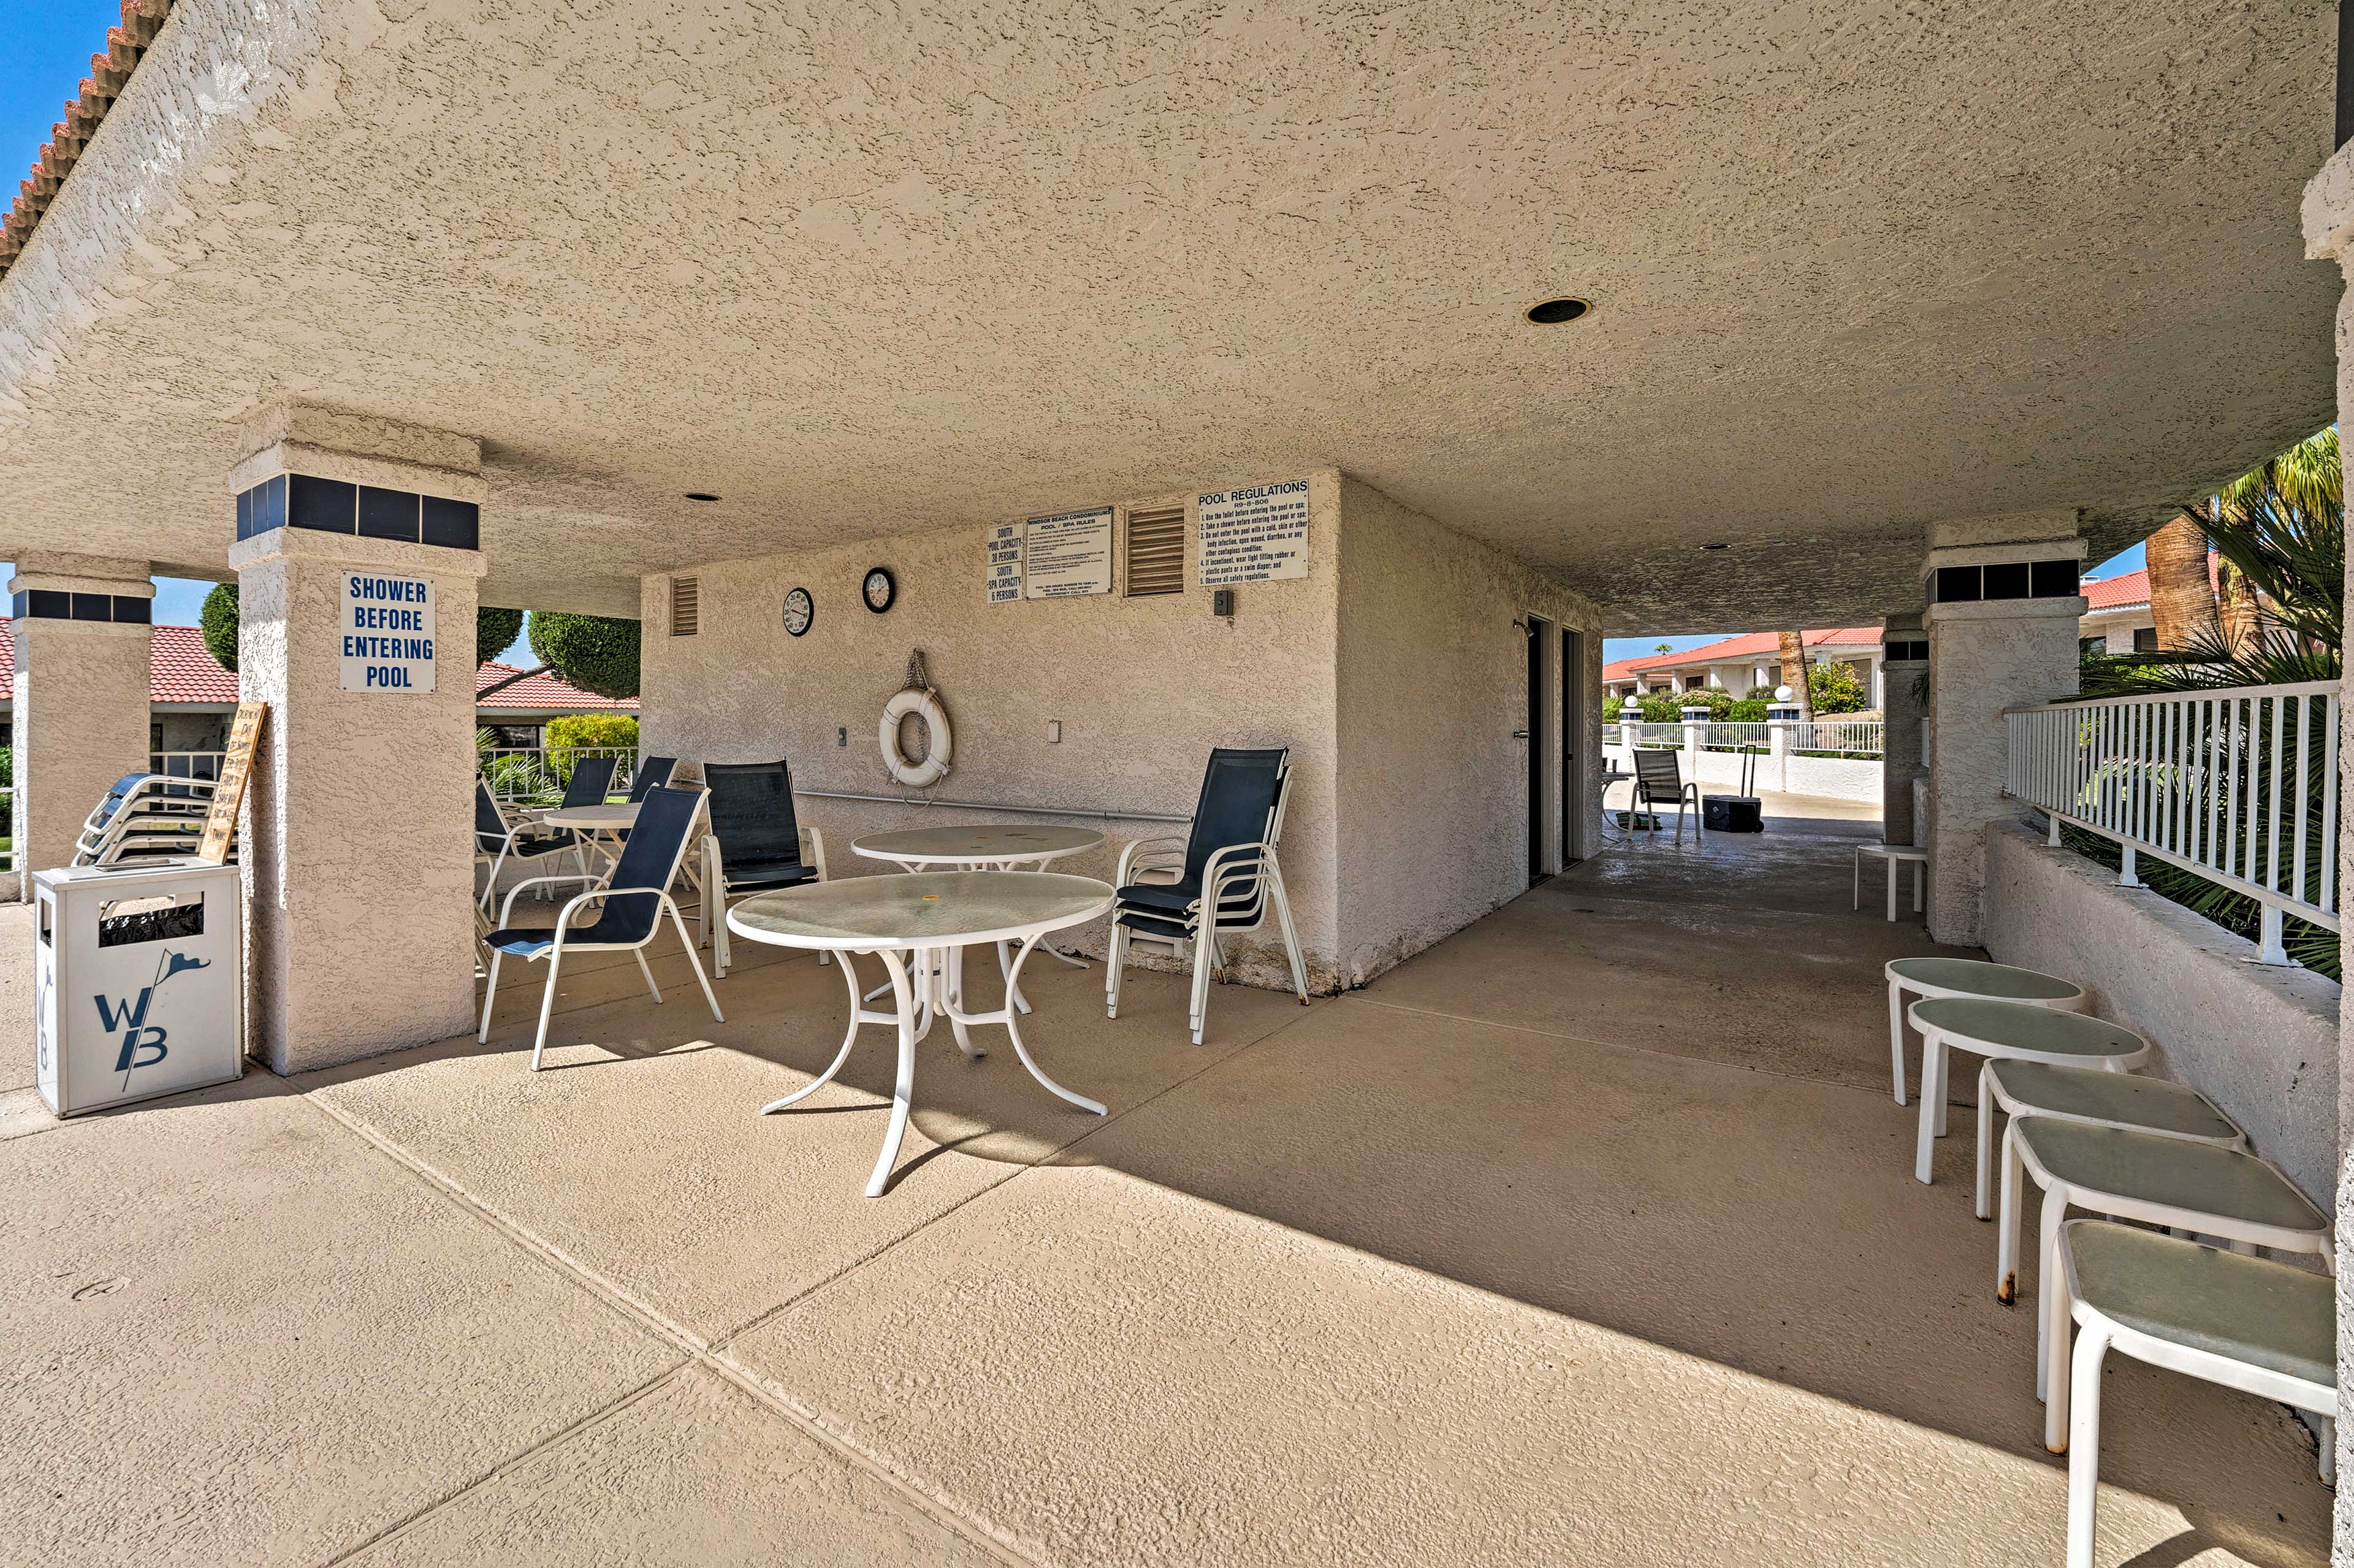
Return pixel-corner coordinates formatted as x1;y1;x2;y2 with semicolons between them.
700;825;829;978
2008;1124;2332;1435
2057;1222;2338;1568
1105;759;1311;1046
479;786;723;1070
478;790;600;912
1882;961;2087;1108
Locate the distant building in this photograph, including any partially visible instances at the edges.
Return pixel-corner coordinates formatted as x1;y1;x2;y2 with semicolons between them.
1602;628;1886;707
2076;557;2228;654
0;621;635;759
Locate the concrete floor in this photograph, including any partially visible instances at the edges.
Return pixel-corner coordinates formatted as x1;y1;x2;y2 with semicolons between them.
0;797;2330;1566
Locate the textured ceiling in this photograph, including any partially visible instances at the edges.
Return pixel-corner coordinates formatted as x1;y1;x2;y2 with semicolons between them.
0;0;2337;626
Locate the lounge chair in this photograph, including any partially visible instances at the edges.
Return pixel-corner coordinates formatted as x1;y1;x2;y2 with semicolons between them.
1105;746;1310;1044
698;759;830;978
478;784;722;1069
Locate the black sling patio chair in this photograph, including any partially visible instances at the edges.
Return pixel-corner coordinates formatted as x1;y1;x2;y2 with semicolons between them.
475;778;589;911
1105;746;1310;1045
627;755;677;802
698;759;831;977
479;784;722;1070
1631;747;1704;842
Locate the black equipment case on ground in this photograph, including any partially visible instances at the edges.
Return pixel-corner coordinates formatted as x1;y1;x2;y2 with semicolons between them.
1705;751;1764;833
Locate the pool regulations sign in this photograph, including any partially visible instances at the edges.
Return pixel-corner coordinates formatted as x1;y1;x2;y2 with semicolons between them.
340;572;436;693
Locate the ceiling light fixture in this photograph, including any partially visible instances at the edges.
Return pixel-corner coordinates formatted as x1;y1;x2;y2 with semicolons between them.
1523;297;1591;325
684;493;720;502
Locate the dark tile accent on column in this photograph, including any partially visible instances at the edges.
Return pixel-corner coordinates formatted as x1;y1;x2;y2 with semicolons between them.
69;592;114;622
420;495;480;550
112;595;151;624
23;590;67;619
1981;560;2031;600
261;474;286;534
288;474;358;534
237;486;254;541
1933;565;1982;604
2031;559;2081;598
358;485;422;542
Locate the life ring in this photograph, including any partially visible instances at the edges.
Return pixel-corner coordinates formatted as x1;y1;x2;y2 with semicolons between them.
880;688;953;787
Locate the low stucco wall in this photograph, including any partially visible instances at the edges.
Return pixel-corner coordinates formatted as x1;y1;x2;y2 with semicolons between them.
1601;744;1881;805
1983;821;2341;1206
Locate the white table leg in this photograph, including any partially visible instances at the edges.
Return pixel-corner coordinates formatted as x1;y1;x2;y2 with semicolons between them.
1887;982;1908;1106
997;940;1035;1014
866;950;920;1198
759;949;870;1114
940;932;1107;1117
1913;1037;1946;1184
1884;856;1899;922
947;943;980;1057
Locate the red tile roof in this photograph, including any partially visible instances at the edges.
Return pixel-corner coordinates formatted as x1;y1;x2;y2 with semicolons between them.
0;1;175;281
2081;553;2220;614
0;621;635;713
1601;627;1884;683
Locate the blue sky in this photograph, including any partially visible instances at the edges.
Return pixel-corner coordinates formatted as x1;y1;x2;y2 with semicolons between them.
0;0;2146;672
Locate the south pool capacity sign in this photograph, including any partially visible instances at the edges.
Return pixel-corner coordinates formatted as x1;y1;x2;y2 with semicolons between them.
339;572;436;693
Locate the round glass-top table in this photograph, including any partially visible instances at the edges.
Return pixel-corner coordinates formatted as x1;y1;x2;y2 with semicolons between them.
1883;956;2087;1109
851;824;1107;1010
1905;996;2149;1188
531;801;642;878
728;871;1115;1197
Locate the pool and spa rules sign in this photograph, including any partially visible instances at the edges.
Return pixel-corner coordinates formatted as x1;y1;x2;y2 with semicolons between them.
1198;478;1311;584
339;572;436;693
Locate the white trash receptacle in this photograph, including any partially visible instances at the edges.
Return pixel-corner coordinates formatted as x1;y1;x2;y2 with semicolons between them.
34;859;243;1117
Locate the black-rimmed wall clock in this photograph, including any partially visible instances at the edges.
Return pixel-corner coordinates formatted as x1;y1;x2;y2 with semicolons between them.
863;566;896;614
783;587;814;636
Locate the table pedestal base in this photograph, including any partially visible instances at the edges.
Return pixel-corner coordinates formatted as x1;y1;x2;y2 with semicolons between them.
761;933;1105;1197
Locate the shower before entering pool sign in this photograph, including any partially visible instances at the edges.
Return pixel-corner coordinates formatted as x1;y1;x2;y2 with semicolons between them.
339;571;436;693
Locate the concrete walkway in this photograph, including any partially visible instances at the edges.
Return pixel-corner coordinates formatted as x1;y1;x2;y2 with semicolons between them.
0;801;2329;1566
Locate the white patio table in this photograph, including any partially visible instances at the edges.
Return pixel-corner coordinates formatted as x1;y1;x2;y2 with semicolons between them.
728;870;1114;1198
851;824;1105;1013
535;801;639;877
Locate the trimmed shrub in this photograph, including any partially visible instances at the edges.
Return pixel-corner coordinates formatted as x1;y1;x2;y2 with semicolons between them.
478;606;525;665
545;713;639;786
530;612;640;699
200;582;239;672
1809;661;1868;715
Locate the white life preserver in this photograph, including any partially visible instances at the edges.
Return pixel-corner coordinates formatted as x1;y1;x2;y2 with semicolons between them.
880;688;953;787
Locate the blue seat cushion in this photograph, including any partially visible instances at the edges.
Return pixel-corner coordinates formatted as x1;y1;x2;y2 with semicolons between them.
1115;878;1198;916
508;828;579;856
483;927;559;958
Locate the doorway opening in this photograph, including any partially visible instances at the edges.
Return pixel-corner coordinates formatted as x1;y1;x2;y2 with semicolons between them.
1525;614;1553;881
1562;627;1583;864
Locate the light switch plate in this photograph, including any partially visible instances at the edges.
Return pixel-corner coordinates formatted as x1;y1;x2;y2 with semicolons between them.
1048;720;1062;744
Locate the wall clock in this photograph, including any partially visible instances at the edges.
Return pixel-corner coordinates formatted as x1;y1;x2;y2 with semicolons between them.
783;587;814;636
863;566;896;614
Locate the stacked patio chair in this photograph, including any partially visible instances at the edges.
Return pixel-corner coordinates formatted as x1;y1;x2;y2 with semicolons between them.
479;783;723;1070
476;779;595;911
72;773;223;866
1629;748;1702;842
627;755;677;801
697;759;829;978
1104;745;1311;1045
1877;954;2337;1565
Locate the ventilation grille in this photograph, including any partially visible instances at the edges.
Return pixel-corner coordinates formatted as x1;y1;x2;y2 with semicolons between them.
1124;507;1185;596
670;576;699;636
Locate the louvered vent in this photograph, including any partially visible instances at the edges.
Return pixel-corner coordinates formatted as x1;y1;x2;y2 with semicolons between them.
670;576;699;636
1124;506;1185;596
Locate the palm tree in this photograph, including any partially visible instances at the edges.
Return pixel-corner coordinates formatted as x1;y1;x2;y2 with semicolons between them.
2144;512;2219;650
1776;631;1813;720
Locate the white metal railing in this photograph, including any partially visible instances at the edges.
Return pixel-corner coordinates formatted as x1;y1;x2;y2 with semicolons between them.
1603;719;1882;757
1702;721;1771;753
2005;681;2339;964
479;745;639;805
1789;720;1883;757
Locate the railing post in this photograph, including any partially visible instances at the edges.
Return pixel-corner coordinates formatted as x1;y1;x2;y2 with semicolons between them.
1681;706;1708;773
2118;845;2141;888
1766;694;1801;794
2258;904;2289;966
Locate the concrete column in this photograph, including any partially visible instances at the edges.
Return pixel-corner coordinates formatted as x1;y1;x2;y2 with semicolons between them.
2298;141;2354;1544
7;554;155;898
226;406;487;1073
1919;512;2087;946
1880;614;1929;847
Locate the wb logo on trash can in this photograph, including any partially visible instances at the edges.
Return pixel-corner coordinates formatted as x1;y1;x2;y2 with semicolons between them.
92;950;211;1086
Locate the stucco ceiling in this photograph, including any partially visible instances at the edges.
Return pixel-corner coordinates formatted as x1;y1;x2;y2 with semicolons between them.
0;0;2337;628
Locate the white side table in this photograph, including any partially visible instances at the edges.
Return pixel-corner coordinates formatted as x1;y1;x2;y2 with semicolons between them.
1853;842;1926;921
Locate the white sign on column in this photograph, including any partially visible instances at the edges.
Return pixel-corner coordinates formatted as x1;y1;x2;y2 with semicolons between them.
985;523;1024;603
339;571;437;692
1024;506;1114;598
1198;478;1311;584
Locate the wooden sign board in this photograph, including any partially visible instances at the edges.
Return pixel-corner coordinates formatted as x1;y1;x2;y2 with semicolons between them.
197;701;266;865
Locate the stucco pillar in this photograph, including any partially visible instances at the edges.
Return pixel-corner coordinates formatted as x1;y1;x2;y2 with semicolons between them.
2299;142;2354;1550
7;554;155;899
1919;512;2087;946
1880;614;1929;847
226;406;487;1073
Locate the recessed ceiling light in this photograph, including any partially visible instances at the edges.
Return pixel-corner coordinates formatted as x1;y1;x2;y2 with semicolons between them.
684;492;720;502
1523;297;1591;325
1700;542;1730;551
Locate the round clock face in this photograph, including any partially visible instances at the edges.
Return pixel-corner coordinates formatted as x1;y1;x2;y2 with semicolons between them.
783;587;814;636
863;567;896;613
